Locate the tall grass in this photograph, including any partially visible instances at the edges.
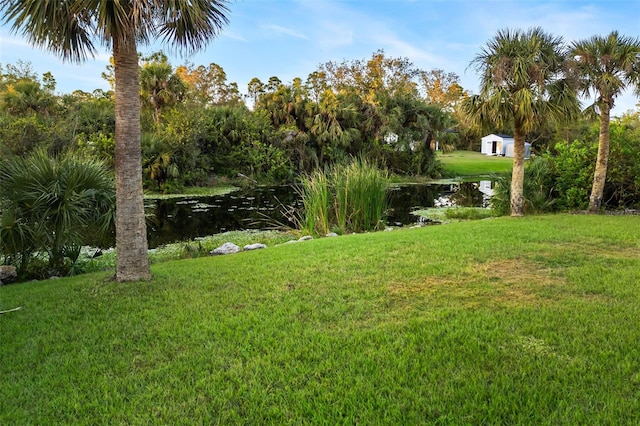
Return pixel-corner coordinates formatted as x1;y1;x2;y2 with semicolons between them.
298;169;331;235
299;158;389;235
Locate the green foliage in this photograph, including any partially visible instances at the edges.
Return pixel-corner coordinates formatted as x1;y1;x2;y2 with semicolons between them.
75;131;115;166
550;118;640;210
0;151;115;278
141;134;180;192
61;91;115;139
0;113;47;155
140;52;187;124
490;117;640;215
299;158;389;235
0;55;463;189
1;79;54;116
298;168;331;235
491;156;558;215
549;139;596;210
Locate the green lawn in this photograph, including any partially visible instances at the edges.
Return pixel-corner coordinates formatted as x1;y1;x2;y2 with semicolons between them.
2;215;640;424
438;149;513;176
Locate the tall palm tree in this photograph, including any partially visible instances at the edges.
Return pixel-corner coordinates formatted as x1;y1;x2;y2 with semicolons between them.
571;32;640;213
463;27;579;216
2;0;230;281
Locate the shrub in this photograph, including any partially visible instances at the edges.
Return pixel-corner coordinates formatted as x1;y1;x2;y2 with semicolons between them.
549;119;640;211
549;139;596;210
0;151;115;279
491;156;558;216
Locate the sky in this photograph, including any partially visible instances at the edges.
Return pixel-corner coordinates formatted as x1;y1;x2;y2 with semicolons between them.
1;0;640;115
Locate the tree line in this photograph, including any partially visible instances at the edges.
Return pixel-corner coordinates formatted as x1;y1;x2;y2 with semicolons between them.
1;50;473;187
2;41;640;205
3;37;640;214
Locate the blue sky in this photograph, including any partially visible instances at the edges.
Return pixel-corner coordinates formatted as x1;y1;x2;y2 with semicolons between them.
1;0;640;115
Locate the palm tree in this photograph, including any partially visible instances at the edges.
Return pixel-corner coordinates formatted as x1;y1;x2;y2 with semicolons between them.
140;52;187;124
2;79;55;116
571;32;640;212
2;0;230;281
463;27;579;216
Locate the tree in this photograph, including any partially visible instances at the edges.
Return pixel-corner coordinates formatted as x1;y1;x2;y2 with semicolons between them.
140;52;187;124
2;0;231;281
419;69;466;110
463;27;579;216
247;77;265;110
1;79;55;116
177;62;242;106
320;50;419;102
571;31;640;212
305;71;328;103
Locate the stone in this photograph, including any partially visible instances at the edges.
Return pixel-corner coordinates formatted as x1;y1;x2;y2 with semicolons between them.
210;242;240;255
326;232;339;237
298;235;313;241
0;265;17;285
243;243;267;251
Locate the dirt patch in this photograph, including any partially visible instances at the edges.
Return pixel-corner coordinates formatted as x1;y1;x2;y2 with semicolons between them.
540;241;640;260
387;259;567;308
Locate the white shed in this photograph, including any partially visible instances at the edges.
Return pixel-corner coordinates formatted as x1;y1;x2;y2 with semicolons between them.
480;133;530;158
481;133;512;155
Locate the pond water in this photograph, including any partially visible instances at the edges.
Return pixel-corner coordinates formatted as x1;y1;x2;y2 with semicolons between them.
145;181;493;248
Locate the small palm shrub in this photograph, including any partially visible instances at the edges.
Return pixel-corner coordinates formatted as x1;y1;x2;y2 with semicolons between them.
491;156;557;216
0;151;115;279
299;158;389;235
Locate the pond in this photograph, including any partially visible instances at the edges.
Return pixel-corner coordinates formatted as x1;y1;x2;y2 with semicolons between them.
145;181;494;248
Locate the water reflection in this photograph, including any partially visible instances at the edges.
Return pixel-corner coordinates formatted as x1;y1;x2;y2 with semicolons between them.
146;181;493;248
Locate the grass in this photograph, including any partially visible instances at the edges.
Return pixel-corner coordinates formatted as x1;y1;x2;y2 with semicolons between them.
413;206;497;222
438;150;513;176
2;214;640;424
298;159;389;235
144;185;239;200
74;230;299;274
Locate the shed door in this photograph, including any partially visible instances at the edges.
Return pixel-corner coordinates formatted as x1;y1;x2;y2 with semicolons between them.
491;141;497;154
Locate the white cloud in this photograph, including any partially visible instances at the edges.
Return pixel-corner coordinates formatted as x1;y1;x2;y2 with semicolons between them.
262;24;308;40
315;21;354;50
222;31;247;42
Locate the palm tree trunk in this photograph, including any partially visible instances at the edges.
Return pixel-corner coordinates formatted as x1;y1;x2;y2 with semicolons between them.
588;105;611;213
510;126;526;217
113;33;151;281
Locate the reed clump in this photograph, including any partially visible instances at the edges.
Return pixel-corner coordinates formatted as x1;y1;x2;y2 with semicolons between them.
298;158;389;235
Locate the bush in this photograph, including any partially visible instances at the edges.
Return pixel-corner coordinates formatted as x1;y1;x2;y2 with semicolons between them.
491;156;558;216
549;119;640;211
549;139;595;210
0;151;115;279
